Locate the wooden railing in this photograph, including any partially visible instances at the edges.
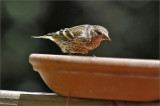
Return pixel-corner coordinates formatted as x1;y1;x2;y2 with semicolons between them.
0;90;159;106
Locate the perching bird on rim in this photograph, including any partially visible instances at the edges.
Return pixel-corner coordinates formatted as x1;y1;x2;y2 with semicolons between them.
32;24;111;54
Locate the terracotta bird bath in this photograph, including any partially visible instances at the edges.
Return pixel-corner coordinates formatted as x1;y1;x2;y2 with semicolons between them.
29;54;159;101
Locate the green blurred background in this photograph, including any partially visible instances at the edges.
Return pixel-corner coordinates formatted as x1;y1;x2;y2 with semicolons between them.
1;1;159;92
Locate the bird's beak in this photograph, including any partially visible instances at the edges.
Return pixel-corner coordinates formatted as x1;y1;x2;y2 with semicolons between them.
106;36;111;41
103;34;111;41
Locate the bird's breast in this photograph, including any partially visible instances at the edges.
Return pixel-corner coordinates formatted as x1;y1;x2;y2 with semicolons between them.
68;37;102;53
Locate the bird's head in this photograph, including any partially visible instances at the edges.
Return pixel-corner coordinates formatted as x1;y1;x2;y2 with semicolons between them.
93;25;111;41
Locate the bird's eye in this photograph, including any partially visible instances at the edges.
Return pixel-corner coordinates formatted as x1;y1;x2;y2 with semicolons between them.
95;30;102;35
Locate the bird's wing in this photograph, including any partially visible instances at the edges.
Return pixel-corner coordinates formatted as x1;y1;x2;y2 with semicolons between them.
68;25;92;43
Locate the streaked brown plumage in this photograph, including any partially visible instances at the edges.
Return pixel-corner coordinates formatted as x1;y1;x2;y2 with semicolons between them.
32;24;111;54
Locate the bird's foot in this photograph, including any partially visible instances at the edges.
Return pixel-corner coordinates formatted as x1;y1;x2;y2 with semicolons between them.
85;52;96;57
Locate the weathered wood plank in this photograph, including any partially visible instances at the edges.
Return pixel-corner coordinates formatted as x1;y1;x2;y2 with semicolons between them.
0;90;159;106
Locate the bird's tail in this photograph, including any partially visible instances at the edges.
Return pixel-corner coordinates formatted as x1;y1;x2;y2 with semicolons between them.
31;33;54;41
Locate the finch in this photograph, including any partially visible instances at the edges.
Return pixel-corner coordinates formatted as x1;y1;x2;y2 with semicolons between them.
32;24;111;54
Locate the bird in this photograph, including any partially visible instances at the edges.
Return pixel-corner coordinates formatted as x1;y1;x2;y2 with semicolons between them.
32;24;111;55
